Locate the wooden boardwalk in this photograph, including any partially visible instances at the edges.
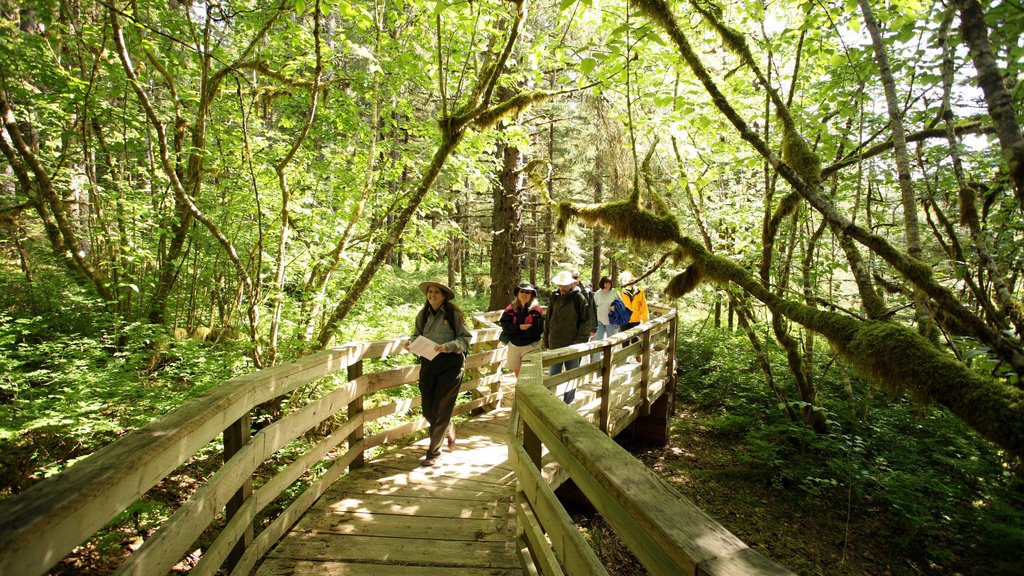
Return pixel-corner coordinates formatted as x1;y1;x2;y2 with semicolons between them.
256;388;523;575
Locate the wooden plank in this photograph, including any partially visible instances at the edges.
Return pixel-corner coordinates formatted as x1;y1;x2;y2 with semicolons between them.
301;492;510;521
366;366;419;395
330;476;511;500
515;533;542;576
264;532;521;568
258;559;522;575
514;491;566;576
697;547;796;576
231;441;366;575
300;511;513;541
368;464;516;489
508;444;608;576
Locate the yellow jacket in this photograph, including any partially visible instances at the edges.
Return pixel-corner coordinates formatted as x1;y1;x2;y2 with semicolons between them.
620;287;649;323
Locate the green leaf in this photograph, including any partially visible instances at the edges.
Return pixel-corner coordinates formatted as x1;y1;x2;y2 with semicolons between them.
579;57;596;75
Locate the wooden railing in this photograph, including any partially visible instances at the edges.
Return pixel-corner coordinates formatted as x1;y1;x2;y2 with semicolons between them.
508;304;795;575
1;303;789;576
0;321;507;576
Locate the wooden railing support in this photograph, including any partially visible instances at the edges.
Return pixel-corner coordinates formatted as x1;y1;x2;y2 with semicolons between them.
640;328;652;415
627;387;673;445
347;360;365;469
599;343;613;434
222;412;254;572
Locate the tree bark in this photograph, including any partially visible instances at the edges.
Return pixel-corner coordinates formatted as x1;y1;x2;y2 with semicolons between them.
955;0;1024;208
859;0;936;341
489;138;524;310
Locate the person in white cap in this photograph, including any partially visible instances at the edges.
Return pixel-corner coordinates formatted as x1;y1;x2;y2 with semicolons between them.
405;278;471;467
542;270;592;403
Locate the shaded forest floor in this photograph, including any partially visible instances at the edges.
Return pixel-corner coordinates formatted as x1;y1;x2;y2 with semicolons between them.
574;323;1024;576
580;402;1024;576
634;410;956;576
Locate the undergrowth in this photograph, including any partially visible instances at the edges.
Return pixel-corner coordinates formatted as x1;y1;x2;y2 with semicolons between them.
0;263;491;573
666;320;1024;575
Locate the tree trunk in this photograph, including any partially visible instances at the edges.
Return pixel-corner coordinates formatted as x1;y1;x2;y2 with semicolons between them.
859;0;936;342
489;137;525;310
955;0;1024;208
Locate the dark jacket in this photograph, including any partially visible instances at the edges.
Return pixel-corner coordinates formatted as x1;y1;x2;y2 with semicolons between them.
543;287;591;349
499;304;544;346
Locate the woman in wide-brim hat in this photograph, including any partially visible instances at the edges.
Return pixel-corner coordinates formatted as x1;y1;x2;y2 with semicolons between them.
418;279;455;300
405;278;471;467
499;282;544;377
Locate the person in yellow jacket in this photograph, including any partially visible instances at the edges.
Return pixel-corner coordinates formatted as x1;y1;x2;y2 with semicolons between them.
618;271;650;329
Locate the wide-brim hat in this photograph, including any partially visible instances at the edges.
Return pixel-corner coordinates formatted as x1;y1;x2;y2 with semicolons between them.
551;270;576;286
418;279;455;300
514;282;538;295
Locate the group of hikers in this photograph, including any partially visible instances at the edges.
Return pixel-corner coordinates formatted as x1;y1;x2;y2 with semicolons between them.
404;270;650;467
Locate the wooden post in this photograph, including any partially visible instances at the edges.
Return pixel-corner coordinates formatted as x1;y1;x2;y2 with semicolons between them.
640;329;652;416
524;422;542;468
599;343;612;434
667;313;678;413
627;315;677;445
223;413;253;571
347;360;365;469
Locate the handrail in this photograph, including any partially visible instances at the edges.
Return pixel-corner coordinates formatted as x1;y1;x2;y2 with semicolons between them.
508;305;795;575
1;303;790;576
0;323;506;576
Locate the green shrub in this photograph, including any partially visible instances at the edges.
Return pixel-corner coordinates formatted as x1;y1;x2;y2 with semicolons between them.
673;320;1024;571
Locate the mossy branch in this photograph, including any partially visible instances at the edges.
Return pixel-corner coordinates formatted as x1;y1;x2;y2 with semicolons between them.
554;181;1024;456
471;90;559;131
630;0;1024;373
554;198;681;245
672;235;1024;458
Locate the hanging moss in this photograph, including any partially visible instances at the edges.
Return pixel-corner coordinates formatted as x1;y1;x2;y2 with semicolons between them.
689;0;749;61
959;181;979;228
555;198;681;246
782;127;822;186
665;263;705;298
472;90;557;131
631;0;679;44
650;188;673;216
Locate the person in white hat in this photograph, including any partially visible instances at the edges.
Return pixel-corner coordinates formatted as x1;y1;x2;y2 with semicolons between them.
542;270;592;403
406;279;471;467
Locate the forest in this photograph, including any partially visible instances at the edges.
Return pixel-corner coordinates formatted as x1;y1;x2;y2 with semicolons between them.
1;0;1023;573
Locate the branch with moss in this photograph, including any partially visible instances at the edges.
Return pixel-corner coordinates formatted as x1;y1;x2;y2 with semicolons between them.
628;0;1024;372
554;197;1024;459
822;120;990;180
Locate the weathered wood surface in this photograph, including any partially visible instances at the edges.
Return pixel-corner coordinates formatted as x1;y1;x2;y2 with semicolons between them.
256;392;523;575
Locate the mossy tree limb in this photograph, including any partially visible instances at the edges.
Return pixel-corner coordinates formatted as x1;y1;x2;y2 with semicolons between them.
554;195;1024;458
628;0;1024;373
684;233;1024;459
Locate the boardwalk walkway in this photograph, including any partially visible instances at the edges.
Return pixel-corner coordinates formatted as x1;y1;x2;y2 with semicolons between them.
257;379;523;575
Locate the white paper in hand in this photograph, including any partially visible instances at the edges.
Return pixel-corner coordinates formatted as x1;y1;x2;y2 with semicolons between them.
408;335;440;360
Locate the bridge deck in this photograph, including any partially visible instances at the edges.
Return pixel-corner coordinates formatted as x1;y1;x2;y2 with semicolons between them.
256;382;523;575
